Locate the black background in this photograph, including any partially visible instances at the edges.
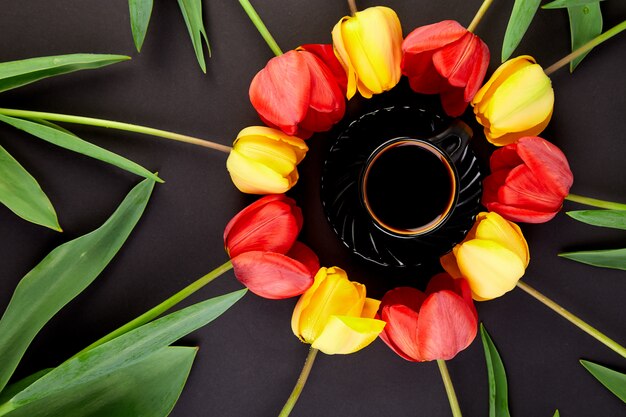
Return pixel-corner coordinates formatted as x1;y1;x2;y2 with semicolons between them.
1;1;625;416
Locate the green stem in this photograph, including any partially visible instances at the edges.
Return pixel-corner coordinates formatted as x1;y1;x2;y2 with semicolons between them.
347;0;358;15
544;19;626;75
0;402;15;417
0;108;232;153
437;360;463;417
565;194;626;210
278;347;319;417
70;260;233;359
467;0;495;33
516;280;626;358
238;0;283;57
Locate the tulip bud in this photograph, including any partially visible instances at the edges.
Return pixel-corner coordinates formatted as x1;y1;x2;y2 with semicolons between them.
471;56;554;146
440;212;530;300
249;49;346;139
377;273;478;362
291;266;386;355
483;136;574;223
332;6;403;99
402;20;490;117
226;126;308;194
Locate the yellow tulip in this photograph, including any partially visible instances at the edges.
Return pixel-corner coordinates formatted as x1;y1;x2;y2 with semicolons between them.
440;212;529;300
332;6;403;99
226;126;308;194
291;266;386;355
471;56;554;146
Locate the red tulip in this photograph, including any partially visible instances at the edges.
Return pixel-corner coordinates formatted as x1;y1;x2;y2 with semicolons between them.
402;20;489;117
224;194;302;258
482;136;574;223
249;49;346;139
377;273;477;361
299;44;348;94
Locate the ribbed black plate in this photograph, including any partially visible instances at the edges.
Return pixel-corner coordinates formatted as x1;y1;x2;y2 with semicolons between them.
321;106;482;268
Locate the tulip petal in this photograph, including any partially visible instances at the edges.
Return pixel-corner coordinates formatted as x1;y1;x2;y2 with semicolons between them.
291;266;327;339
440;250;463;279
312;315;386;355
485;109;552;146
380;286;427;312
440;87;469;117
490;145;523;172
231;251;313;299
485;201;559;223
500;165;564;211
426;275;478;323
403;51;445;94
433;32;477;88
472;55;535;109
475;212;529;266
299;44;348;94
362;297;381;319
456;239;526;300
417;291;478;361
402;20;467;55
286;241;320;277
380;304;421;360
238;126;308;163
516;136;573;197
227;150;295;194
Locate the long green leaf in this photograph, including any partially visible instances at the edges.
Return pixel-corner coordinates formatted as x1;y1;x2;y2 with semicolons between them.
0;370;51;406
0;115;162;183
129;0;154;52
568;3;603;71
502;0;542;61
3;289;245;411
553;411;560;417
543;0;606;9
0;347;196;417
580;360;626;402
0;54;129;94
0;144;60;231
177;0;211;73
0;178;155;392
559;248;626;270
567;210;626;230
481;324;511;417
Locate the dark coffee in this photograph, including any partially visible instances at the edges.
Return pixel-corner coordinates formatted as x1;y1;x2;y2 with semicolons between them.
363;141;455;234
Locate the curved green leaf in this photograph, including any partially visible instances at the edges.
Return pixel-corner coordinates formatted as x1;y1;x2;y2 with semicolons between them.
0;115;162;183
0;54;129;94
543;0;606;9
0;347;196;417
0;178;155;392
580;360;626;403
567;210;626;230
129;0;154;52
481;324;511;417
553;411;560;417
502;0;542;61
567;3;603;71
177;0;211;73
559;248;626;270
0;144;60;231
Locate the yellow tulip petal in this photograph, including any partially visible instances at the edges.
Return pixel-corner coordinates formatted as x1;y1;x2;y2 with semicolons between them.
226;150;292;194
234;136;298;176
238;126;308;163
311;316;386;355
472;56;535;109
361;297;381;319
332;17;358;99
475;212;529;265
485;109;553;146
457;239;525;300
292;267;328;339
440;250;463;278
340;17;384;95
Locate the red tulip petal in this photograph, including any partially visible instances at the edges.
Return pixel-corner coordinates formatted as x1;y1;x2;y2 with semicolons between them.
440;87;468;117
223;195;287;239
378;324;418;362
500;165;564;211
286;241;320;276
299;44;348;94
462;37;490;102
380;286;427;312
485;201;559;223
402;20;467;55
403;52;445;94
490;145;523;173
481;170;508;207
516;137;574;197
231;251;314;299
249;51;311;136
417;291;478;361
433;32;476;88
425;273;458;294
381;304;422;361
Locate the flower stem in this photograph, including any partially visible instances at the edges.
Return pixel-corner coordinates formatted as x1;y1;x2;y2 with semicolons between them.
516;280;626;358
347;0;358;15
544;19;626;75
70;260;234;359
437;360;463;417
467;0;495;33
238;0;283;57
0;107;232;153
565;194;626;210
278;347;319;417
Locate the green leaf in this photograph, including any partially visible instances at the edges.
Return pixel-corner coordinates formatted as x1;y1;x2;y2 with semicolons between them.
0;370;51;406
129;0;154;52
2;289;246;413
553;411;560;417
543;0;606;9
0;178;155;392
567;3;603;71
559;248;626;270
480;324;511;417
567;210;626;230
0;347;196;417
0;115;162;183
580;360;626;402
177;0;211;73
0;54;129;94
0;144;60;231
502;0;542;61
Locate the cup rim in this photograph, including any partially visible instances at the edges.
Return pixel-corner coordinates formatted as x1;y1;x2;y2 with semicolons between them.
360;137;459;237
